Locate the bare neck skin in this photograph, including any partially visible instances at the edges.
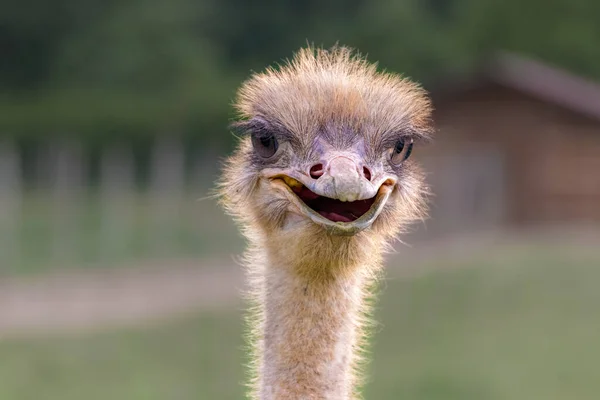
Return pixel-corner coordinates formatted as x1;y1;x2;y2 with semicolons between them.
249;234;382;400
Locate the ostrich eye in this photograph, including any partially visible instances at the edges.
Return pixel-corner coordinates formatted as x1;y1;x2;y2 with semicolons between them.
389;138;413;166
251;133;279;159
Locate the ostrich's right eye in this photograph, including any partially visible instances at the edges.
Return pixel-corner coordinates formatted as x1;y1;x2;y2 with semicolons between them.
251;133;279;159
389;137;413;166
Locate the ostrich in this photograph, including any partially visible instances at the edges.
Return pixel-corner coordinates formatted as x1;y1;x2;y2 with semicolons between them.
220;46;433;399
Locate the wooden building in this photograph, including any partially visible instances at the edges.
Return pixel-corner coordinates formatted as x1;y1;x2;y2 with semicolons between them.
418;52;600;235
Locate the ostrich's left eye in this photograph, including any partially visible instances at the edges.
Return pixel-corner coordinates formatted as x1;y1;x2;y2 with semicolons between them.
389;138;413;166
251;133;279;159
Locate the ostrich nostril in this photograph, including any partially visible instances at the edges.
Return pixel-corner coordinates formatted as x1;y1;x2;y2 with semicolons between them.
362;166;372;181
309;163;324;179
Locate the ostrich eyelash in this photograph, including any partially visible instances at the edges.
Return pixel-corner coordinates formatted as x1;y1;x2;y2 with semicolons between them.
379;134;414;152
379;127;431;149
230;119;296;143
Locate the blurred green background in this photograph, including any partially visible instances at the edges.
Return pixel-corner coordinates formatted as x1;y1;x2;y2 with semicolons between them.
2;244;600;400
1;0;600;399
3;0;600;142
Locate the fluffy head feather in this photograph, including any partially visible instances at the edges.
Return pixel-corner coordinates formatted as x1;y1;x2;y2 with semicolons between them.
221;45;433;251
235;46;433;148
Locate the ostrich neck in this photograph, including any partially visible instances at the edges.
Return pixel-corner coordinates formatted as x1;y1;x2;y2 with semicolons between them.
257;252;374;400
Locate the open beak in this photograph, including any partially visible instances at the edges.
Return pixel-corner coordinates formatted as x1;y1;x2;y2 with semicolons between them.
266;156;396;235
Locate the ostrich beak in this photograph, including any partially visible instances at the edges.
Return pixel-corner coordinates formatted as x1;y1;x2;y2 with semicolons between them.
264;155;396;236
316;156;375;202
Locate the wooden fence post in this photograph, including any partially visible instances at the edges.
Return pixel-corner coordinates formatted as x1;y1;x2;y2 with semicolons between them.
49;140;85;264
149;137;185;256
99;144;135;260
0;140;22;271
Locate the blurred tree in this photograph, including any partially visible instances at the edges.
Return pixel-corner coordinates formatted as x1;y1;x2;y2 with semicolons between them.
451;0;600;79
53;0;217;90
1;0;600;144
0;0;76;90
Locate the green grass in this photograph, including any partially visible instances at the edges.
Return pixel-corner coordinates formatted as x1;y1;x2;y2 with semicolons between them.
1;248;599;399
0;315;245;400
367;249;600;400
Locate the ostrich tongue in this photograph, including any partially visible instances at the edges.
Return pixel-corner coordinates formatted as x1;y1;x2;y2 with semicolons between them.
292;185;376;223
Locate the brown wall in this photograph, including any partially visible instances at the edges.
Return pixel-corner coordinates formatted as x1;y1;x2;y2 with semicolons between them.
422;83;600;227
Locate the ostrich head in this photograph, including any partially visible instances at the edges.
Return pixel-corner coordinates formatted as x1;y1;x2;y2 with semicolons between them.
221;46;433;272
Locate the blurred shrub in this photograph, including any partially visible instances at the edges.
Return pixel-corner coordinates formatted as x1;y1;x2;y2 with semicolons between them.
1;0;600;146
